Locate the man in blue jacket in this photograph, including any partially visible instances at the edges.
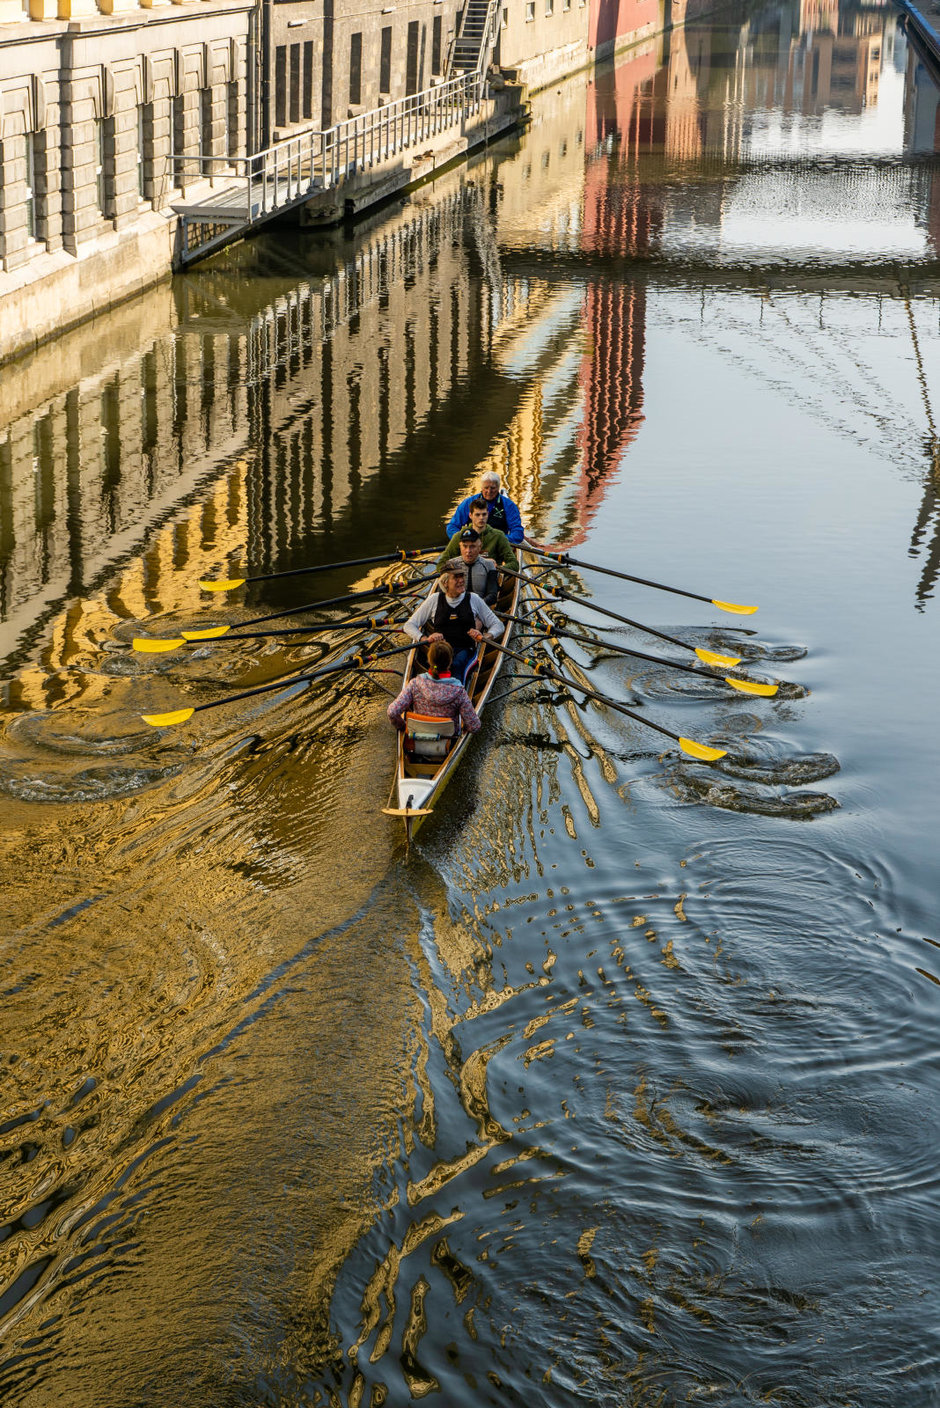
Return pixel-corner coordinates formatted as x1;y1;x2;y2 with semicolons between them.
445;471;524;544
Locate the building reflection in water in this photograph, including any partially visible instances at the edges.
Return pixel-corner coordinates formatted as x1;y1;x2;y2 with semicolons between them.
0;63;658;704
2;0;940;703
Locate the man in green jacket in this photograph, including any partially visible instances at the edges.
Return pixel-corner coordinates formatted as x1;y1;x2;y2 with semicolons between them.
437;499;520;574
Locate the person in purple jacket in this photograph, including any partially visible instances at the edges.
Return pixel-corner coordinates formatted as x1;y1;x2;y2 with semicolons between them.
387;642;482;736
445;471;524;544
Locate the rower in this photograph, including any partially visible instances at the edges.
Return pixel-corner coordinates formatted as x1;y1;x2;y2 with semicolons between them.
437;499;519;575
387;641;482;741
446;470;524;544
448;528;499;604
403;560;502;682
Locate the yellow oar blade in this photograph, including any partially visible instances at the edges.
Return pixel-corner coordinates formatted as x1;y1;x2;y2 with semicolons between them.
141;707;195;727
181;625;231;640
695;647;742;668
712;599;758;615
726;675;776;698
724;677;778;697
133;637;185;654
679;737;727;761
199;578;245;592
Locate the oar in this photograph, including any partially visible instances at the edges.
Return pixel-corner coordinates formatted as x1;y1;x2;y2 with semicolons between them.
504;569;743;668
132;611;402;655
517;617;777;696
524;543;757;615
140;642;411;727
133;575;433;651
199;546;440;593
484;637;728;761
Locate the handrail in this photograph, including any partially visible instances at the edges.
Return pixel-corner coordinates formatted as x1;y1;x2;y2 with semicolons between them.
480;0;503;77
175;70;485;209
174;67;494;261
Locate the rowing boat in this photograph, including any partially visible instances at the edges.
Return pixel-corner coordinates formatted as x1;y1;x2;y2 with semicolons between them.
383;565;522;843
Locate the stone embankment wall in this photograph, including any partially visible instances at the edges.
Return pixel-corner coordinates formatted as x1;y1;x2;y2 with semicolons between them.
0;0;255;364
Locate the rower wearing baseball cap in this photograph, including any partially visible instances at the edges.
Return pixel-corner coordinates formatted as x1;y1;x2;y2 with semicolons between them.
445;527;500;604
437;498;519;575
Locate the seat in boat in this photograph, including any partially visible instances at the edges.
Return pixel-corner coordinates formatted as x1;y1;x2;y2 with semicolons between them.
404;713;456;761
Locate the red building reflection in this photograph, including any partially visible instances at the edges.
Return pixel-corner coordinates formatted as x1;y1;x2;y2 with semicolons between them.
565;49;661;546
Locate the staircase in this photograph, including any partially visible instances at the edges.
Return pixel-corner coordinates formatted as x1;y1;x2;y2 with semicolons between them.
450;0;502;76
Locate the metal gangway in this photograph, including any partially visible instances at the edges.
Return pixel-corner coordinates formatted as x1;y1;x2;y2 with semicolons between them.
174;67;492;266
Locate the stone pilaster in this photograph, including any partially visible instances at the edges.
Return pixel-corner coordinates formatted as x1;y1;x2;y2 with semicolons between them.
36;123;65;253
0;138;30;270
60;84;108;251
174;85;201;194
149;92;173;206
111;69;142;227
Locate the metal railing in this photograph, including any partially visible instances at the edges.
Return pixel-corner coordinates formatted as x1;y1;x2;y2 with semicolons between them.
174;68;487;231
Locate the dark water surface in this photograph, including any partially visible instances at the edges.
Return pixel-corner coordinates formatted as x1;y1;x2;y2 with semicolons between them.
2;2;940;1403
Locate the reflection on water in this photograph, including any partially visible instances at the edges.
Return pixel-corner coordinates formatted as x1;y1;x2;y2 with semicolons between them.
1;0;940;1402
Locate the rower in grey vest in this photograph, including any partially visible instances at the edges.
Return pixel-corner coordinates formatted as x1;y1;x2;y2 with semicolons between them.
452;527;499;604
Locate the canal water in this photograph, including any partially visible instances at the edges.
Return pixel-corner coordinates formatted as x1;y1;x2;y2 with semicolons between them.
2;1;940;1403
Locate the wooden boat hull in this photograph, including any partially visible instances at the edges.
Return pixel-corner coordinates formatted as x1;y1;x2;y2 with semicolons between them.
385;567;522;843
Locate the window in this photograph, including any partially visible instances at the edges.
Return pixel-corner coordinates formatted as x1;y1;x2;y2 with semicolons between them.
275;46;287;128
24;133;37;239
349;32;362;105
201;88;215;171
380;26;392;93
96;118;114;217
432;15;442;74
226;82;239;159
303;42;314;119
545;0;553;15
525;1;534;18
172;94;185;184
290;44;301;123
405;20;419;95
502;5;508;23
137;104;150;198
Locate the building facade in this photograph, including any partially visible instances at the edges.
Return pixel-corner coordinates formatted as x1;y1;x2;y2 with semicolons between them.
0;0;679;365
0;0;256;359
266;0;464;143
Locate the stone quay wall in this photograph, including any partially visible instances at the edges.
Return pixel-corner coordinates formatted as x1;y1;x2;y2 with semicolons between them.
0;0;255;364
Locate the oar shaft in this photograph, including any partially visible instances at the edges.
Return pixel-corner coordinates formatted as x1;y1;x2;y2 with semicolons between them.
191;642;410;715
525;545;713;607
546;587;688;650
505;566;693;653
486;637;682;746
211;623;404;642
238;547;439;587
225;611;411;642
540;623;705;677
244;575;433;630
